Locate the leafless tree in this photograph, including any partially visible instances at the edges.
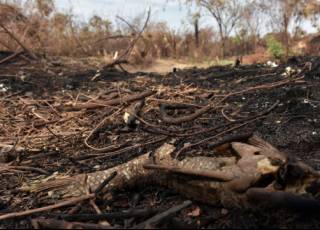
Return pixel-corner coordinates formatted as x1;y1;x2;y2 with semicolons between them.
261;0;320;58
240;2;264;52
186;0;248;57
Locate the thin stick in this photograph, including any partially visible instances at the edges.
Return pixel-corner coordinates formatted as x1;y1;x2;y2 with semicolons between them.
0;51;22;65
132;200;192;229
95;171;117;195
175;118;259;158
0;194;95;221
8;166;50;175
221;108;236;122
84;108;123;152
31;218;114;229
104;8;151;69
50;208;161;222
64;90;155;111
0;23;37;60
94;136;167;160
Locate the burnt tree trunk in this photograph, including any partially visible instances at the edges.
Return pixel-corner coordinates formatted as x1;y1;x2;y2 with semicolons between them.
194;18;200;48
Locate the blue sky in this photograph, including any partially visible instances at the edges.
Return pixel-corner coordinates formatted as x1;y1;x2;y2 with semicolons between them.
55;0;195;30
54;0;317;33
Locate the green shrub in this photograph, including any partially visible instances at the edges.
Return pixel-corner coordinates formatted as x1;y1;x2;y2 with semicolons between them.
266;36;284;59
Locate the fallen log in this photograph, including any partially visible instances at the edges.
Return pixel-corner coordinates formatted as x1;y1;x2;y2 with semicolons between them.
20;135;320;212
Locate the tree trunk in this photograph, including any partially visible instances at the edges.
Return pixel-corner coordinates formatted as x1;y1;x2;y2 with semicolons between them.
284;13;289;59
194;19;199;48
218;24;226;58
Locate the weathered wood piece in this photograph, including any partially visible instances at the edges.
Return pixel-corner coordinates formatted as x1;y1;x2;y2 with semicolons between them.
21;135;320;211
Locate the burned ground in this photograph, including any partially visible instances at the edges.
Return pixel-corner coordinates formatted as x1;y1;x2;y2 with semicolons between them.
0;56;320;229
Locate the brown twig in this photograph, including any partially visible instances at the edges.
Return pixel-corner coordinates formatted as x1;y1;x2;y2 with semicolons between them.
103;8;151;69
0;194;95;221
84;108;124;152
0;23;37;60
93;136;167;160
132;200;192;229
116;15;138;33
0;50;23;65
159;77;302;125
31;218;114;229
50;207;162;222
221;108;236;122
175;118;260;158
5;165;50;175
95;171;117;195
63;90;155;111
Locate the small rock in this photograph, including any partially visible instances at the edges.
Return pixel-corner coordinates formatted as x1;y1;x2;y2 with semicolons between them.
0;83;9;93
25;92;33;97
221;209;229;215
266;61;278;68
188;206;201;217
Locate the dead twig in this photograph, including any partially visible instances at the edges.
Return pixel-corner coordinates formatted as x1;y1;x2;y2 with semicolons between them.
103;8;151;69
84;108;124;152
0;50;23;65
31;218;114;229
0;23;37;60
175;118;260;158
177;99;280;138
132;200;192;229
95;171;117;195
0;165;50;175
63;90;155;111
93;136;167;160
159;77;302;125
0;194;95;221
221;108;236;122
50;207;162;222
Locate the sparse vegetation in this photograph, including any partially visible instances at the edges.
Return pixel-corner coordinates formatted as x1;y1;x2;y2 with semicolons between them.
266;35;285;59
0;0;319;66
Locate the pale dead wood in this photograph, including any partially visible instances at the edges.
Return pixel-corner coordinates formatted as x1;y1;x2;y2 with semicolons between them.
22;135;320;212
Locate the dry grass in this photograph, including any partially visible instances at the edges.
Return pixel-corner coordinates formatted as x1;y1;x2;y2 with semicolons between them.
0;1;317;66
